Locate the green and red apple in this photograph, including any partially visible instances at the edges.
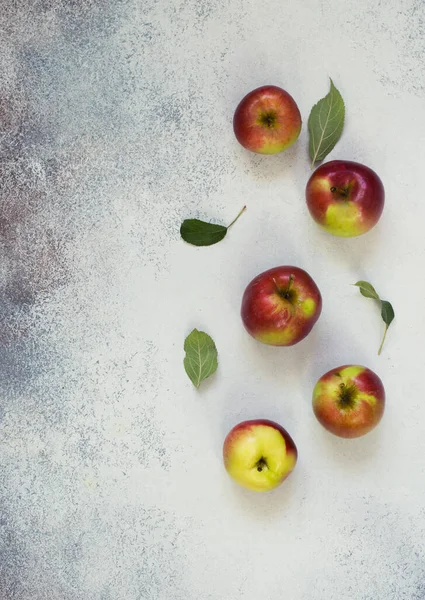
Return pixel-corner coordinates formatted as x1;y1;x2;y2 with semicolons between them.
233;85;302;154
306;160;385;237
312;365;385;438
241;266;322;346
223;419;297;491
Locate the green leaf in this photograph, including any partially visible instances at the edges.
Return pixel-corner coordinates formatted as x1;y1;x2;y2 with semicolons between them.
381;300;395;327
308;78;345;167
184;329;218;388
354;281;380;300
352;280;395;355
180;219;227;246
180;206;246;247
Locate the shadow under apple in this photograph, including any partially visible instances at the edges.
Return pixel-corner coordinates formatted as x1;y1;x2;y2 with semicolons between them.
225;463;301;521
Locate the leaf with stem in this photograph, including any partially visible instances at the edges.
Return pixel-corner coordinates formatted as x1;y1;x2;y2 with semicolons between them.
308;78;345;168
378;301;395;355
353;281;395;355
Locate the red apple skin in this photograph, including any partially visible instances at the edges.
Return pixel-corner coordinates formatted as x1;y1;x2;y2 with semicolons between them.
233;85;302;154
223;419;298;491
312;365;385;438
241;266;322;346
306;160;385;237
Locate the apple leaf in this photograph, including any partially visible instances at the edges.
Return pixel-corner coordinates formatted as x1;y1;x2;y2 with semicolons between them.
308;78;345;167
180;206;246;246
353;280;395;355
180;220;227;246
353;281;380;300
381;300;395;327
184;328;218;388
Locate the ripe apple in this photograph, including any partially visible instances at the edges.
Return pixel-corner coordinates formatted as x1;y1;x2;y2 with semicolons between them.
306;160;385;237
312;365;385;438
241;266;322;346
233;85;302;154
223;419;297;491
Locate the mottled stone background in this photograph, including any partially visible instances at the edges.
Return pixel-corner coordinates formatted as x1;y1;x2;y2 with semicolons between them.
1;0;425;598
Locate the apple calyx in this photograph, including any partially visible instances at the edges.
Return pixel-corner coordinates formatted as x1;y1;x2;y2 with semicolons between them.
330;186;349;198
256;457;268;472
258;110;278;129
338;382;358;409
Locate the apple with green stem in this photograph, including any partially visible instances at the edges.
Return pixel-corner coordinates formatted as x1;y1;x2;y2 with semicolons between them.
241;266;322;346
306;160;385;237
312;365;385;438
223;419;298;491
233;85;302;154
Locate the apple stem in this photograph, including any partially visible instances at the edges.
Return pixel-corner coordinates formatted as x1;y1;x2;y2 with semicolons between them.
273;275;295;300
287;274;294;292
378;325;388;355
227;206;247;229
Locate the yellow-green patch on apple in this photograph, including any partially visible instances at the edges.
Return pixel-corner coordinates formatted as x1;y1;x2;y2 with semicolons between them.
223;419;297;492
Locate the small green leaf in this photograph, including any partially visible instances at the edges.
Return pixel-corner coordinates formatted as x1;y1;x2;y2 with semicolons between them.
354;281;380;300
180;220;227;246
381;300;395;327
180;206;246;247
184;328;218;388
308;78;345;167
352;280;395;355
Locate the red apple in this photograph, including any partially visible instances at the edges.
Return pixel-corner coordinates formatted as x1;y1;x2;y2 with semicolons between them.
241;266;322;346
223;419;297;491
312;365;385;438
306;160;385;237
233;85;302;154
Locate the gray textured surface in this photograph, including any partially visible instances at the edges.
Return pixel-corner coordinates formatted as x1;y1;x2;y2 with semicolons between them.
1;0;425;598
